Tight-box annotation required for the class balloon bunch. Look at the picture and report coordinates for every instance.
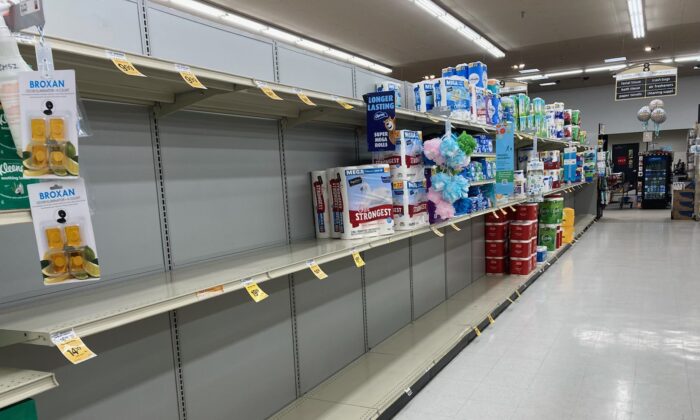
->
[638,99,667,136]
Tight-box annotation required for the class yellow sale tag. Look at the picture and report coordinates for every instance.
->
[488,314,495,324]
[351,250,365,268]
[431,226,444,237]
[106,51,145,77]
[307,260,327,279]
[474,326,481,336]
[507,297,514,303]
[450,223,461,231]
[243,280,268,303]
[294,88,316,106]
[175,64,206,89]
[500,208,508,215]
[492,211,500,219]
[50,330,96,365]
[332,95,354,110]
[196,285,224,300]
[254,81,283,101]
[509,206,515,212]
[516,289,521,297]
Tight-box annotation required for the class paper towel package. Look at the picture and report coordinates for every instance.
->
[392,179,429,230]
[468,61,488,88]
[327,164,394,239]
[436,77,470,119]
[311,170,331,238]
[413,80,436,112]
[373,130,424,181]
[376,81,402,108]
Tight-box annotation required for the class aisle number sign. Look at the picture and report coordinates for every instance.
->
[175,64,206,89]
[254,80,283,101]
[50,329,96,364]
[105,50,145,77]
[242,279,268,303]
[306,259,327,279]
[351,249,365,268]
[332,95,354,110]
[293,88,316,106]
[615,64,677,101]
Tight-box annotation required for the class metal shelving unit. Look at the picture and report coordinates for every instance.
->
[0,211,31,227]
[0,368,57,410]
[471,153,496,158]
[0,182,589,348]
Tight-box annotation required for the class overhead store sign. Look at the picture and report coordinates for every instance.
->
[614,64,677,101]
[499,80,528,95]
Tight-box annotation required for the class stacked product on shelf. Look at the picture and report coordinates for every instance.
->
[485,210,511,275]
[538,195,565,252]
[562,207,576,243]
[541,150,562,191]
[671,184,695,220]
[375,81,403,108]
[582,151,596,182]
[510,203,539,275]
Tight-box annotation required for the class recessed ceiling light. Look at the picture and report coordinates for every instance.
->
[545,69,583,77]
[519,68,540,74]
[604,57,627,63]
[694,65,700,70]
[674,55,700,62]
[585,64,627,73]
[514,74,547,81]
[519,63,525,69]
[627,0,646,38]
[512,65,519,69]
[644,46,652,52]
[539,82,557,86]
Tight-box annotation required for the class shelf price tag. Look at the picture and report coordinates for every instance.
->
[175,64,206,89]
[196,285,224,301]
[50,329,96,365]
[105,50,145,77]
[254,80,283,101]
[242,279,268,303]
[431,226,444,237]
[507,297,514,303]
[425,113,440,123]
[306,259,327,279]
[450,223,461,232]
[488,314,495,324]
[474,326,481,336]
[351,249,365,268]
[293,88,316,106]
[500,208,507,215]
[515,289,521,298]
[332,95,354,110]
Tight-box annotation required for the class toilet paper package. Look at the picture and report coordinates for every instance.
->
[327,165,394,239]
[413,80,436,112]
[468,61,488,88]
[373,130,424,181]
[436,77,470,115]
[311,170,331,238]
[376,81,403,108]
[474,87,488,124]
[392,179,429,230]
[456,63,468,78]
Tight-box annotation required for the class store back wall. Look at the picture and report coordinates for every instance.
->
[607,129,690,163]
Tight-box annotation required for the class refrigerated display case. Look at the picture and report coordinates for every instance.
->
[641,151,672,209]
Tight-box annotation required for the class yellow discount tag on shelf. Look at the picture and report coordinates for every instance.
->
[175,64,206,89]
[243,280,268,303]
[50,330,96,365]
[351,250,365,268]
[450,223,461,232]
[431,227,444,237]
[515,289,521,297]
[474,326,481,337]
[332,95,354,110]
[488,314,495,324]
[196,285,224,301]
[507,297,514,303]
[426,113,440,123]
[307,259,327,279]
[294,88,316,106]
[254,80,283,101]
[106,50,145,77]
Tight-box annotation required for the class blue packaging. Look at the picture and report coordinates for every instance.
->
[488,93,501,125]
[442,67,456,77]
[437,77,469,111]
[413,81,435,112]
[456,63,468,78]
[376,82,402,108]
[468,61,488,88]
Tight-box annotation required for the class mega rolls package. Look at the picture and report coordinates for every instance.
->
[373,130,424,181]
[327,164,394,239]
[376,81,402,108]
[311,170,331,238]
[392,179,429,230]
[413,80,436,112]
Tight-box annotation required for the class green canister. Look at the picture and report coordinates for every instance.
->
[539,223,558,251]
[539,196,564,224]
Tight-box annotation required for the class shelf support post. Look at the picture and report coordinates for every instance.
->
[154,88,228,118]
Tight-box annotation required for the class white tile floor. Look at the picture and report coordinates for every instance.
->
[398,210,700,420]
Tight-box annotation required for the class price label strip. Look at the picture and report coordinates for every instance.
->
[175,64,206,89]
[431,226,444,237]
[332,95,354,110]
[450,223,461,232]
[242,279,268,303]
[106,50,146,77]
[351,250,365,268]
[293,88,316,106]
[254,80,283,101]
[196,285,224,301]
[50,329,96,365]
[306,259,328,279]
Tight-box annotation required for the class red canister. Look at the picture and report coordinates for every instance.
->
[509,239,531,258]
[510,256,532,275]
[486,240,508,257]
[510,220,537,240]
[486,256,508,274]
[485,222,509,240]
[514,203,538,221]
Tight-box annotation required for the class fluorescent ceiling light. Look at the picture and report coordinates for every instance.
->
[351,56,374,67]
[370,64,393,74]
[519,68,540,74]
[604,56,627,63]
[627,0,645,38]
[296,39,328,53]
[585,64,626,73]
[171,0,226,17]
[545,69,583,77]
[222,14,267,31]
[514,74,546,81]
[262,28,301,43]
[660,58,673,63]
[410,0,505,58]
[326,48,352,61]
[674,55,700,62]
[539,82,557,86]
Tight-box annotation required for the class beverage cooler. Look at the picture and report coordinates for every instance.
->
[641,151,672,209]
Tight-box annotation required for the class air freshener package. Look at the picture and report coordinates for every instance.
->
[0,105,37,211]
[18,70,79,179]
[392,179,428,230]
[28,179,100,286]
[327,164,394,239]
[373,130,424,181]
[311,170,330,239]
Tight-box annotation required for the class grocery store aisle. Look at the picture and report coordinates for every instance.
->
[397,212,700,420]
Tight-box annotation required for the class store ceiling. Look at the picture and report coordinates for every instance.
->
[208,0,700,90]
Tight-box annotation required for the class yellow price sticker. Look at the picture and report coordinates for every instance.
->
[106,50,145,77]
[492,211,500,219]
[474,326,481,337]
[332,95,354,110]
[175,64,206,89]
[254,80,283,101]
[426,114,440,123]
[488,314,495,324]
[50,330,96,365]
[507,297,514,303]
[500,208,508,215]
[294,88,316,106]
[307,259,327,279]
[431,226,444,237]
[243,280,269,303]
[351,250,365,268]
[450,223,461,232]
[196,285,225,300]
[515,289,521,297]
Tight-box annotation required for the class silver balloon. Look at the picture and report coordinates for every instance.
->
[650,108,667,124]
[637,106,651,122]
[649,99,665,110]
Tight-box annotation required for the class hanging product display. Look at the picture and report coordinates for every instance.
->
[0,105,38,211]
[311,170,330,239]
[364,91,397,151]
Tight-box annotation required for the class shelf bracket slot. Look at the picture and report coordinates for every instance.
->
[285,107,335,128]
[154,88,228,118]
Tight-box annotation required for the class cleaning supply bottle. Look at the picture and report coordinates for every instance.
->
[0,1,33,156]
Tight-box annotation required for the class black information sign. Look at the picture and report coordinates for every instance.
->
[615,67,677,101]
